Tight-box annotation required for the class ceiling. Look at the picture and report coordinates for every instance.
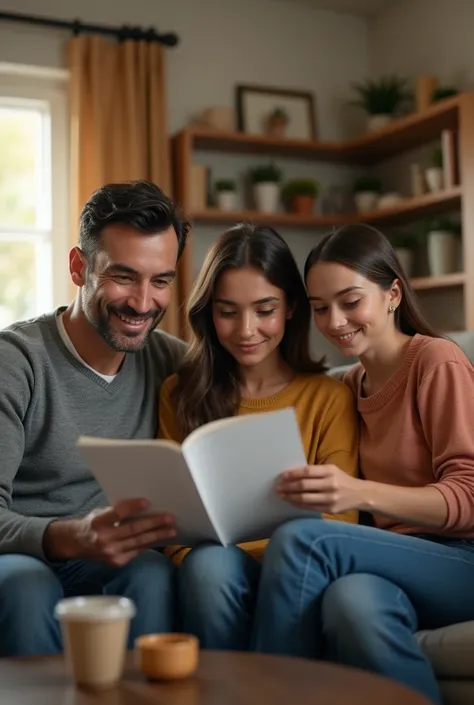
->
[270,0,398,17]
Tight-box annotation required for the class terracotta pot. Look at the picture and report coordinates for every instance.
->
[290,195,315,215]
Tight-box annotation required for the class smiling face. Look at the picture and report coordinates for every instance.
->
[306,261,401,358]
[212,266,291,369]
[71,223,178,352]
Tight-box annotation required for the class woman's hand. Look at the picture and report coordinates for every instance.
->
[276,464,364,514]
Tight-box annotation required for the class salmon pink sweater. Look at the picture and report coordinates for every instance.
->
[345,334,474,538]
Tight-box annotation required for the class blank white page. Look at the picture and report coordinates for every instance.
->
[182,408,316,545]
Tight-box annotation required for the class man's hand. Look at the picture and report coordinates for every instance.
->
[43,498,177,566]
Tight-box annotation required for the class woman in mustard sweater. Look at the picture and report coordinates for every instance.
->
[252,224,474,705]
[158,223,359,650]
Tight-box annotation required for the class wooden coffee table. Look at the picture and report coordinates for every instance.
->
[0,650,431,704]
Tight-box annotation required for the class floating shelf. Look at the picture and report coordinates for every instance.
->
[182,94,461,166]
[410,272,465,291]
[190,187,462,229]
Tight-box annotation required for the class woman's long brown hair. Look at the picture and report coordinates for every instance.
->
[304,223,442,338]
[172,223,326,438]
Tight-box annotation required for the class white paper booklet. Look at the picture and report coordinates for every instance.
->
[77,407,318,547]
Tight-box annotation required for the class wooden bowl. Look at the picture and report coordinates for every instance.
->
[135,633,199,681]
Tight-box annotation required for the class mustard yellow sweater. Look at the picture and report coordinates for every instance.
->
[158,372,359,564]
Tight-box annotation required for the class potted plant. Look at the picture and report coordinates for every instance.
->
[425,218,461,276]
[281,178,320,215]
[264,107,289,138]
[350,75,412,132]
[425,145,444,192]
[249,163,282,213]
[353,176,382,213]
[431,87,458,102]
[391,233,417,277]
[215,179,237,212]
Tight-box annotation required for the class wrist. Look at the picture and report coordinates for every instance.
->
[355,479,378,513]
[43,519,80,560]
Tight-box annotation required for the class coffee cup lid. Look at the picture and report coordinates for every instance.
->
[54,595,136,621]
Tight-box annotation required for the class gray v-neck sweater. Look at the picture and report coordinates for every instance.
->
[0,309,185,558]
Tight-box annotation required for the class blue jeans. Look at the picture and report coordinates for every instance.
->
[0,550,176,656]
[178,543,260,649]
[252,519,474,705]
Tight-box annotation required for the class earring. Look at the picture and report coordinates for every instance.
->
[388,305,395,313]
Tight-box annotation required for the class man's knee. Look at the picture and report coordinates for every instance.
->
[0,554,62,608]
[0,555,63,655]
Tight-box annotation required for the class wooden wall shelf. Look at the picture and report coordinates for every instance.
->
[190,187,462,230]
[410,273,465,291]
[172,92,474,333]
[182,94,461,165]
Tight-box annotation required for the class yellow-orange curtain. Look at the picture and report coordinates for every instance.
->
[67,34,182,337]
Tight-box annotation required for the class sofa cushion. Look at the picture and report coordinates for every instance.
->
[417,622,474,678]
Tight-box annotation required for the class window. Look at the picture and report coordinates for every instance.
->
[0,66,69,328]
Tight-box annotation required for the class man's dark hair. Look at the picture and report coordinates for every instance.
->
[78,180,191,261]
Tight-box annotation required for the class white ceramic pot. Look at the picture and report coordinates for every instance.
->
[427,230,459,276]
[377,192,403,209]
[216,191,237,212]
[425,167,444,193]
[368,114,392,132]
[354,191,379,213]
[254,182,280,213]
[394,247,415,277]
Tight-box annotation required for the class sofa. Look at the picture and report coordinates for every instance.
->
[328,331,474,705]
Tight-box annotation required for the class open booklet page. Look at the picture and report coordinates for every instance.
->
[77,438,220,545]
[181,407,315,545]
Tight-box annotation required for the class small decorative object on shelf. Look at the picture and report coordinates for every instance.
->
[391,232,418,277]
[431,87,459,102]
[264,107,289,138]
[197,107,235,132]
[236,84,316,140]
[350,75,412,132]
[248,163,282,213]
[425,218,461,276]
[425,145,444,193]
[410,163,425,197]
[377,192,404,209]
[215,179,237,212]
[281,178,320,215]
[353,175,382,213]
[415,75,438,112]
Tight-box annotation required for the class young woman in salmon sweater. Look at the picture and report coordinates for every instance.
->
[158,222,359,650]
[251,223,474,705]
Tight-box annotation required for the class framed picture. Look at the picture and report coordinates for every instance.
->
[236,84,316,140]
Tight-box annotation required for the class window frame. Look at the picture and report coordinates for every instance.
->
[0,64,70,317]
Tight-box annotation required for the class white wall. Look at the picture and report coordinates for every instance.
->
[369,0,474,89]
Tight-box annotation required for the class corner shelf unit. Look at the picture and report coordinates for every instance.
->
[171,92,474,333]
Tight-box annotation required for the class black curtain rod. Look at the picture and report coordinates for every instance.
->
[0,10,179,47]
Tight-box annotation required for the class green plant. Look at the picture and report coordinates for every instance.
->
[432,87,458,102]
[430,145,443,168]
[281,178,320,201]
[249,163,282,184]
[426,217,461,235]
[391,233,418,249]
[353,175,382,193]
[215,179,236,192]
[350,75,412,115]
[268,107,288,121]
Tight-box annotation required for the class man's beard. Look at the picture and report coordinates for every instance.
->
[85,299,165,353]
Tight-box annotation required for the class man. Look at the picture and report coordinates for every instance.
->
[0,180,190,655]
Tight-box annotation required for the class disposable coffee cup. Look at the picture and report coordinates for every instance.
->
[55,595,136,690]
